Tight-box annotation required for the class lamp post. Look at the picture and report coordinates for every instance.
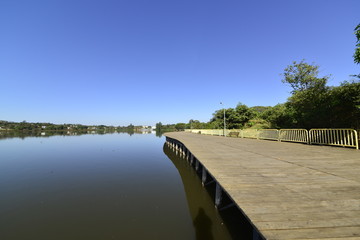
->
[220,102,226,137]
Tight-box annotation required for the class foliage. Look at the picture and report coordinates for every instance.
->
[277,62,359,129]
[210,103,254,129]
[282,60,329,93]
[245,118,271,129]
[175,123,186,131]
[260,104,296,128]
[250,106,271,113]
[278,61,333,128]
[354,24,360,64]
[187,119,214,129]
[0,120,140,132]
[327,80,360,128]
[249,106,272,118]
[155,122,177,133]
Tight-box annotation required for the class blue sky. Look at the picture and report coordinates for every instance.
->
[1,0,359,126]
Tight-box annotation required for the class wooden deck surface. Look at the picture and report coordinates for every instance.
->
[164,132,360,240]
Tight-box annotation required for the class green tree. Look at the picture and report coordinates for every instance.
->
[281,61,331,128]
[261,104,296,128]
[354,24,360,64]
[210,103,254,129]
[250,106,271,117]
[175,123,186,131]
[188,119,205,129]
[328,80,360,128]
[286,87,330,128]
[155,122,163,131]
[282,60,329,93]
[210,110,223,129]
[352,24,360,79]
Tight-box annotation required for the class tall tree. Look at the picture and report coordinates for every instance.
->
[210,103,254,129]
[328,81,360,129]
[352,24,360,79]
[282,60,329,93]
[354,24,360,64]
[281,61,331,128]
[155,122,163,131]
[260,104,296,128]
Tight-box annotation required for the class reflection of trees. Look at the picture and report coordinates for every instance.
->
[155,130,177,138]
[128,129,134,136]
[155,130,163,137]
[0,130,144,140]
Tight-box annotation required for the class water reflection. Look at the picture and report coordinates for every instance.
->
[1,133,195,240]
[194,208,214,240]
[163,143,254,240]
[0,130,152,140]
[0,131,253,239]
[163,144,232,240]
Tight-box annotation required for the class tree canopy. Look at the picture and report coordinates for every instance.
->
[282,60,329,93]
[210,103,254,129]
[354,24,360,64]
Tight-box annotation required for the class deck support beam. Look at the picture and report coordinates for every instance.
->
[218,202,236,211]
[204,179,215,186]
[215,182,222,208]
[195,159,200,172]
[201,168,207,186]
[190,154,194,166]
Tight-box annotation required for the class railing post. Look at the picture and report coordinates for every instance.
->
[355,130,359,150]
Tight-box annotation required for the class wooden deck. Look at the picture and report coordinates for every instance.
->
[164,132,360,240]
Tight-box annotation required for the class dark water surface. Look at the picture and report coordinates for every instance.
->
[0,132,248,239]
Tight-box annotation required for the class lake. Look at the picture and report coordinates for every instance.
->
[0,132,251,239]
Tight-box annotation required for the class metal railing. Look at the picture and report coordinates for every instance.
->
[228,129,241,137]
[210,129,223,136]
[200,129,213,135]
[279,129,309,143]
[185,128,359,150]
[309,129,358,149]
[258,129,279,141]
[241,129,258,139]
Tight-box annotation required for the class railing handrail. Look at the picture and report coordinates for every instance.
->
[309,129,358,149]
[185,128,359,150]
[257,129,279,141]
[279,129,309,143]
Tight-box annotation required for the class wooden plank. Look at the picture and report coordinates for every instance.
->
[261,226,360,239]
[164,132,360,240]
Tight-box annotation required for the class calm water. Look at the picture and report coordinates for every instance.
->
[0,132,250,239]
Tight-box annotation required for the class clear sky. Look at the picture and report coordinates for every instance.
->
[1,0,359,126]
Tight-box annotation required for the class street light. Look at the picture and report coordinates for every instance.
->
[220,102,226,137]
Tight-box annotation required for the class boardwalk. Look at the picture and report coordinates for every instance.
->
[164,132,360,240]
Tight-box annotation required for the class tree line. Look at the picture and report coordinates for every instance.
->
[157,24,360,131]
[0,120,148,133]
